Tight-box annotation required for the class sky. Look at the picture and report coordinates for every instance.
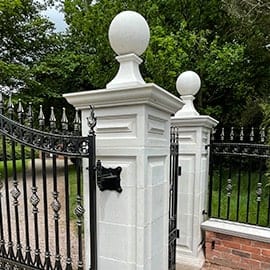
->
[40,4,68,32]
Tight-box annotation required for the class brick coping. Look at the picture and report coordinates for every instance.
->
[202,218,270,243]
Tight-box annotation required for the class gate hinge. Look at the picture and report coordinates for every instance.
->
[178,166,181,176]
[177,229,180,238]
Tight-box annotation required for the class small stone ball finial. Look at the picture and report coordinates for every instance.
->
[108,11,150,56]
[176,71,201,96]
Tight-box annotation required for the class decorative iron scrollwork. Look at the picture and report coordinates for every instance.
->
[11,180,21,207]
[96,160,122,193]
[0,113,94,157]
[30,187,40,214]
[5,262,11,270]
[51,191,61,221]
[212,142,270,158]
[74,197,85,227]
[74,203,85,223]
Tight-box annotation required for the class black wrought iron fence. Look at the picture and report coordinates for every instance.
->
[208,127,270,227]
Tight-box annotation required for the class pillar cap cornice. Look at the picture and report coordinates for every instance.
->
[171,115,218,128]
[64,83,183,115]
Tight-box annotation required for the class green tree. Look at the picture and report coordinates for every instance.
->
[222,0,270,124]
[260,100,270,185]
[0,0,59,103]
[28,0,269,126]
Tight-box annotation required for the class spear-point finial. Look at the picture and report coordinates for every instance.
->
[220,128,225,141]
[49,107,57,131]
[240,127,244,141]
[260,128,266,143]
[17,99,24,123]
[38,105,45,129]
[73,109,81,134]
[61,107,68,132]
[26,102,33,127]
[8,94,14,118]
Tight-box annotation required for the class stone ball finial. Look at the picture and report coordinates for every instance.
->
[108,11,150,56]
[176,71,201,97]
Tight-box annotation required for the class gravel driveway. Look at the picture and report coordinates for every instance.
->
[0,158,83,269]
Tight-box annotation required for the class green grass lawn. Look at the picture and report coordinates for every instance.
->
[210,168,270,227]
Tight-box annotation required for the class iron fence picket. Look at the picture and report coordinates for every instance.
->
[89,134,97,270]
[168,127,179,270]
[256,159,263,225]
[236,158,242,222]
[41,151,52,269]
[64,156,72,269]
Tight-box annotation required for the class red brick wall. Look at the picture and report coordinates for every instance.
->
[205,231,270,270]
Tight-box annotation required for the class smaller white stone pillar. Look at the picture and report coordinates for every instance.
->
[171,71,218,268]
[64,10,183,270]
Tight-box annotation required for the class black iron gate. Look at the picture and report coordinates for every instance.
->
[168,127,180,270]
[0,95,97,270]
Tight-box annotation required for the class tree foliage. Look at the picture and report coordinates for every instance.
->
[52,0,270,125]
[0,0,60,103]
[1,0,269,127]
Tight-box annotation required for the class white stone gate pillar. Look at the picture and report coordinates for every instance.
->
[65,11,183,270]
[171,71,218,268]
